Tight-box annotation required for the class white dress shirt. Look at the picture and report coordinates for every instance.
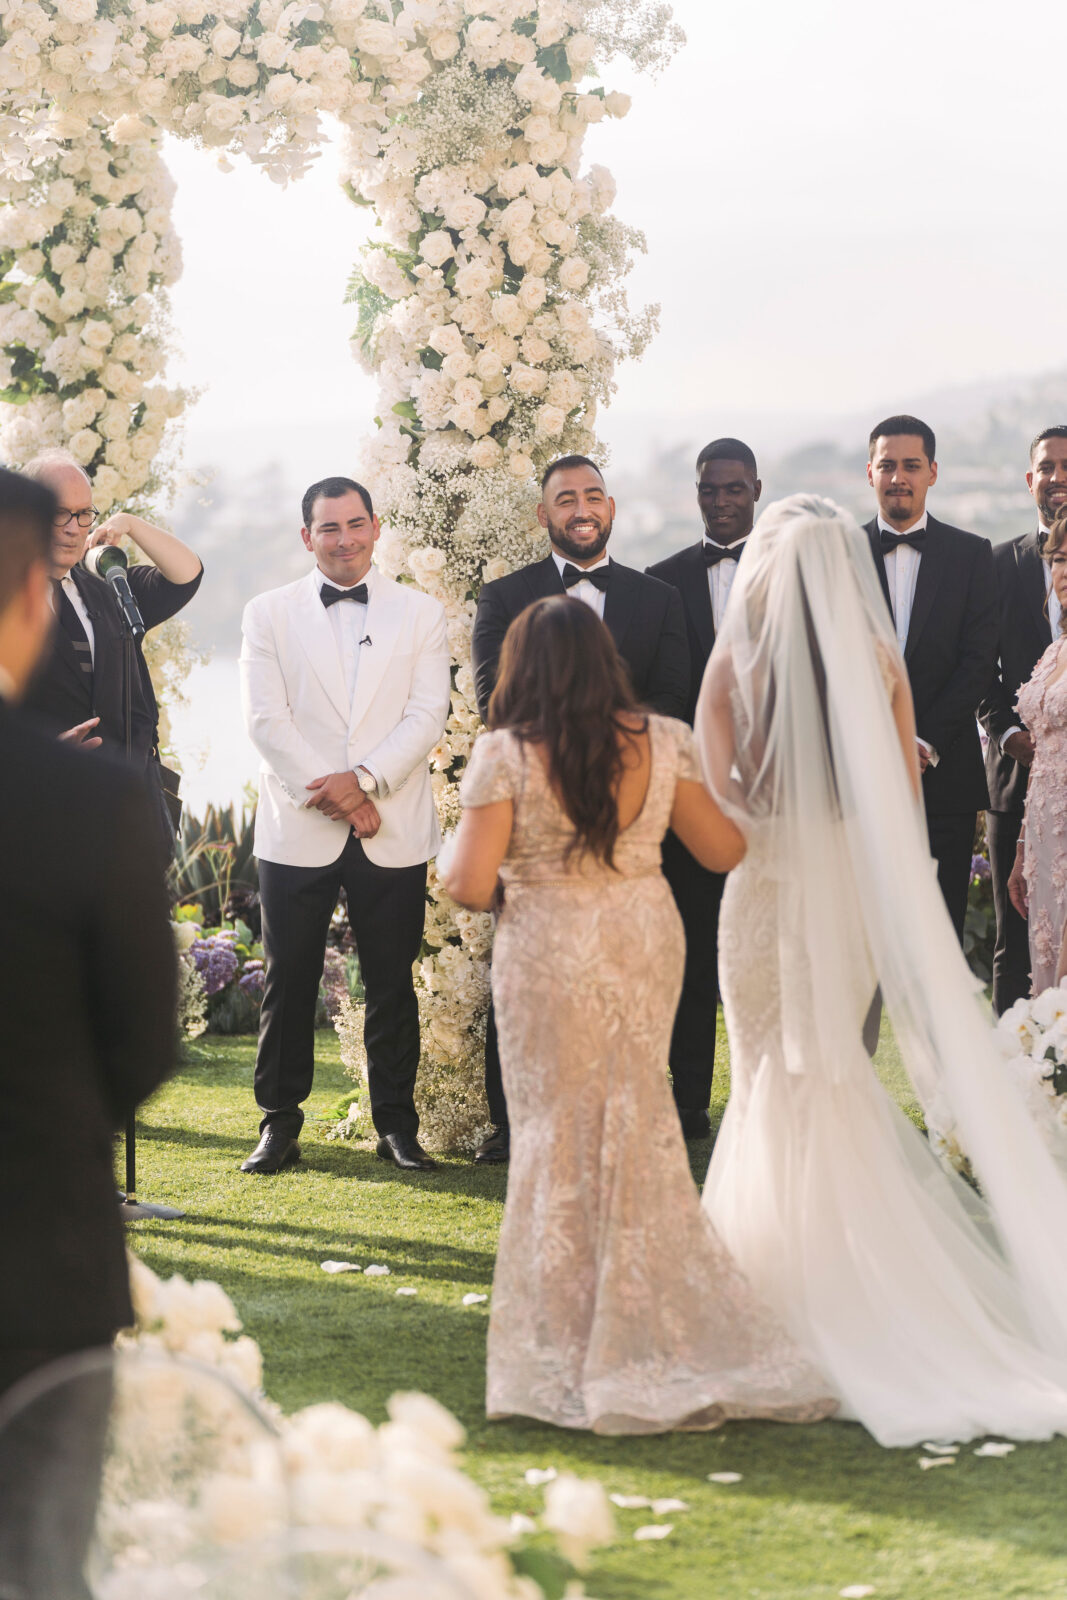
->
[552,549,609,619]
[52,571,95,665]
[1000,524,1062,752]
[703,535,748,634]
[877,511,938,765]
[316,565,384,793]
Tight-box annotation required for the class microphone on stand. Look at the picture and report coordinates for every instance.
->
[84,543,146,639]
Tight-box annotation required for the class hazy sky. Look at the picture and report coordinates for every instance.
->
[166,0,1066,482]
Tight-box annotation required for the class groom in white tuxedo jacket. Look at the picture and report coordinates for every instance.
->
[239,477,450,1174]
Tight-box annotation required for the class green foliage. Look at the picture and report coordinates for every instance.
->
[511,1548,576,1599]
[170,803,257,922]
[964,816,995,985]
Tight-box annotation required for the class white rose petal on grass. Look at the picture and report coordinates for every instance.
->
[462,1292,488,1306]
[918,1456,955,1470]
[974,1442,1016,1457]
[651,1498,689,1515]
[320,1260,361,1274]
[634,1524,673,1541]
[609,1494,651,1510]
[509,1512,537,1535]
[922,1442,960,1455]
[840,1588,877,1598]
[523,1467,557,1486]
[707,1472,743,1484]
[395,1287,418,1297]
[364,1264,391,1277]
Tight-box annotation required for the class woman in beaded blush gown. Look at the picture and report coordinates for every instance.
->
[1009,513,1067,993]
[439,595,835,1435]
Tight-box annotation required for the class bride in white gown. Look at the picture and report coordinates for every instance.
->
[696,492,1067,1448]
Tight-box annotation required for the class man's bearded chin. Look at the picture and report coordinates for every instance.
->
[549,515,612,563]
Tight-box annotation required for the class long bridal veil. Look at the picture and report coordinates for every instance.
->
[695,492,1067,1443]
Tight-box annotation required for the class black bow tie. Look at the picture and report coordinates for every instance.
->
[561,562,611,593]
[880,529,926,554]
[703,541,745,568]
[321,582,368,609]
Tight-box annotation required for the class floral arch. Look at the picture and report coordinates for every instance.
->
[0,0,680,1146]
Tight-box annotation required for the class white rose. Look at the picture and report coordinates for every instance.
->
[543,1475,614,1570]
[353,18,399,57]
[442,350,472,381]
[565,32,596,72]
[498,196,535,238]
[482,555,510,582]
[449,401,491,436]
[427,322,465,357]
[265,72,299,107]
[81,319,112,351]
[61,393,97,431]
[226,55,260,87]
[509,363,547,398]
[453,260,492,298]
[468,436,503,470]
[547,370,583,410]
[55,0,97,20]
[107,113,153,143]
[558,257,590,291]
[68,427,101,465]
[516,276,548,312]
[513,61,562,114]
[255,31,291,68]
[143,3,178,39]
[210,22,242,57]
[507,450,534,479]
[203,95,244,131]
[442,194,486,231]
[575,94,605,124]
[419,230,454,268]
[428,30,460,60]
[535,403,566,437]
[465,18,502,58]
[27,283,61,321]
[604,91,632,118]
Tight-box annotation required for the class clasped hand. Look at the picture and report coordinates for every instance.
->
[305,771,380,838]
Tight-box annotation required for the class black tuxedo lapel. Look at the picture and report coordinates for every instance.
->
[1018,532,1053,655]
[865,522,894,617]
[903,518,949,664]
[525,555,566,601]
[682,544,715,662]
[602,559,637,653]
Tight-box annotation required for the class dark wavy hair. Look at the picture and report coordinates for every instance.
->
[488,596,648,867]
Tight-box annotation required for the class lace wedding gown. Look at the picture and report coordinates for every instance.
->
[460,716,834,1434]
[1016,637,1067,993]
[699,493,1067,1449]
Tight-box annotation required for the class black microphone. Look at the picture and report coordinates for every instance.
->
[84,544,146,639]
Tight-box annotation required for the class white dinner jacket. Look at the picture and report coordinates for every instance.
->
[240,567,450,869]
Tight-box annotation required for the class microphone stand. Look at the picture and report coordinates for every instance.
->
[116,610,184,1223]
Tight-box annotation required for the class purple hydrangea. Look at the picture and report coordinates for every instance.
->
[971,853,992,882]
[190,932,240,997]
[238,959,265,999]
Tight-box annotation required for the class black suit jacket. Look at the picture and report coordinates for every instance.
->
[471,555,690,722]
[978,530,1053,815]
[22,560,203,760]
[864,515,998,815]
[0,703,176,1350]
[646,541,716,726]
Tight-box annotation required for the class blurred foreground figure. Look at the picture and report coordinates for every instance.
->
[0,466,176,1597]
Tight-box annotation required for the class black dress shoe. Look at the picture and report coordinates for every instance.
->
[473,1126,510,1163]
[677,1107,712,1142]
[376,1132,437,1171]
[240,1130,301,1174]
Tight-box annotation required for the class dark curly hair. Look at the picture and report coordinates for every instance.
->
[488,595,647,867]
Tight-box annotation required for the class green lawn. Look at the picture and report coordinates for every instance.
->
[125,1024,1067,1600]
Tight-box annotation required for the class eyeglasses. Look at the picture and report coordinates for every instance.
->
[53,508,99,529]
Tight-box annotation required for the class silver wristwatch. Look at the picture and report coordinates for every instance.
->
[356,765,379,798]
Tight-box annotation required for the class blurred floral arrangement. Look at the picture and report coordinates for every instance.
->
[121,1254,615,1596]
[0,0,681,1148]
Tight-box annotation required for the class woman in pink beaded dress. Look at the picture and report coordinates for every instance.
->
[1010,516,1067,992]
[440,596,835,1435]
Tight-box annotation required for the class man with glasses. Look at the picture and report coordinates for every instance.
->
[20,450,202,846]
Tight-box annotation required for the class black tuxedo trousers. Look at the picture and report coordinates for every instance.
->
[255,835,427,1139]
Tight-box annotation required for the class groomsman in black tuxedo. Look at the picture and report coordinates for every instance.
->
[864,415,998,942]
[646,439,761,1137]
[471,454,690,1160]
[978,426,1067,1012]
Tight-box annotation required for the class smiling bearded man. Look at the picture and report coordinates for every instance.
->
[469,454,691,1164]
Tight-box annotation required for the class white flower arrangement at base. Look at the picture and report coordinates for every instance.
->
[0,0,683,1149]
[121,1255,614,1595]
[932,981,1067,1185]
